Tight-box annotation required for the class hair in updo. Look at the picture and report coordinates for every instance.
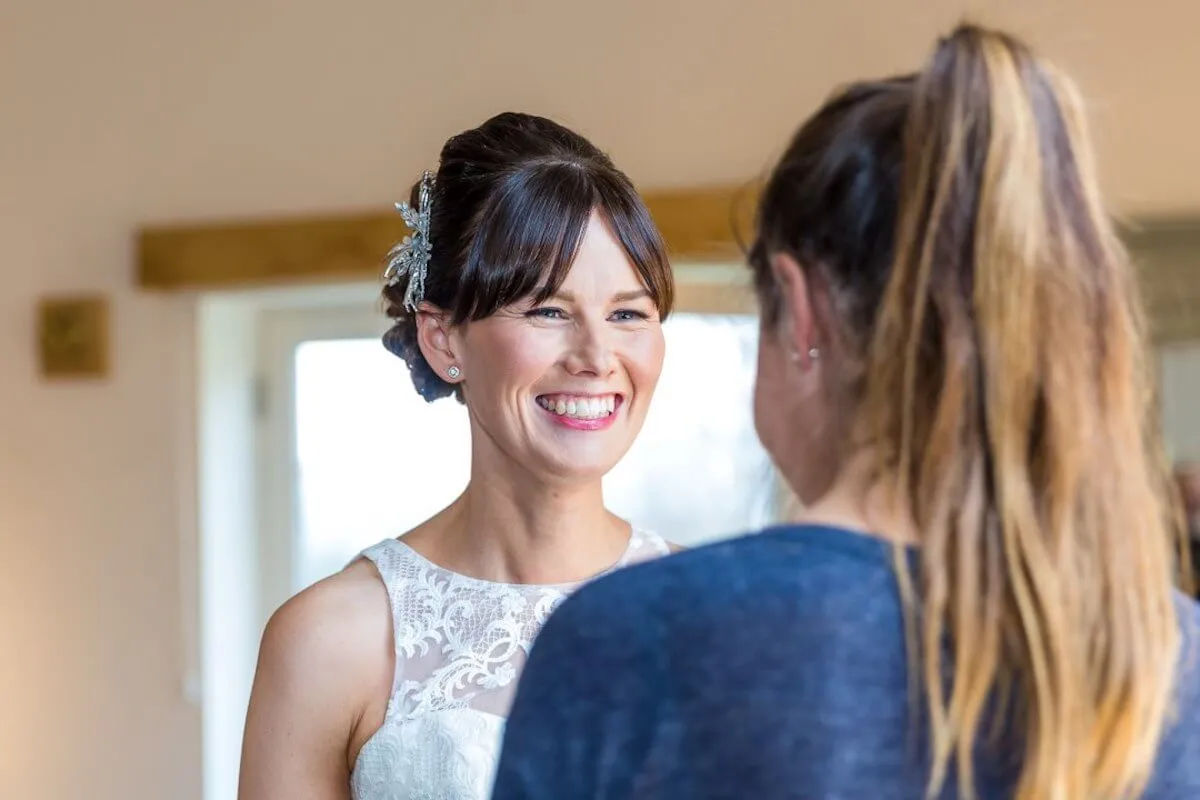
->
[382,112,675,402]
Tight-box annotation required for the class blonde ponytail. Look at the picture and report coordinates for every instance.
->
[865,26,1180,799]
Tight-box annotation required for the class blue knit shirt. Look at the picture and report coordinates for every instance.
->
[493,525,1200,799]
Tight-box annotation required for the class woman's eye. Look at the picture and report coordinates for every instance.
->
[611,309,650,322]
[527,307,567,320]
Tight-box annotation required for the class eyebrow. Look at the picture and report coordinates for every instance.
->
[543,288,652,303]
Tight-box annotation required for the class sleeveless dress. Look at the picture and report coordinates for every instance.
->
[349,528,672,800]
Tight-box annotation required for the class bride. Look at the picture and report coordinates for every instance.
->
[237,111,677,799]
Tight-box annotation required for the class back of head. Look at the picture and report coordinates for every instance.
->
[752,24,1181,799]
[382,112,673,401]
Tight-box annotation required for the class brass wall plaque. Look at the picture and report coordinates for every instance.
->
[38,295,110,379]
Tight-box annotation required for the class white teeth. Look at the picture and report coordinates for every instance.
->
[539,394,618,420]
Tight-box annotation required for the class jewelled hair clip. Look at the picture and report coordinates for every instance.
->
[383,170,435,312]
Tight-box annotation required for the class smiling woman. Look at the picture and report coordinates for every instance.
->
[429,211,667,479]
[237,112,680,800]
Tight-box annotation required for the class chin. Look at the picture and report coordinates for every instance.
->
[532,446,624,485]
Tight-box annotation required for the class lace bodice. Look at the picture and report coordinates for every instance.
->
[350,529,671,800]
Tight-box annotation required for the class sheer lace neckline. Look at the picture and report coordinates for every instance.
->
[388,531,638,590]
[349,528,671,800]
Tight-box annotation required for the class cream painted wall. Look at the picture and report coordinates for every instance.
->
[3,1,1200,798]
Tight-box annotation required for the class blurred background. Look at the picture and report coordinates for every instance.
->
[2,1,1198,798]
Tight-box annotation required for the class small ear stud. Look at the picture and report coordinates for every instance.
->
[447,366,461,380]
[790,347,820,367]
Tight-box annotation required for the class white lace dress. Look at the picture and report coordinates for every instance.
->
[349,529,671,800]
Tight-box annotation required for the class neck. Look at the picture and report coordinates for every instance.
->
[411,456,629,585]
[794,447,921,546]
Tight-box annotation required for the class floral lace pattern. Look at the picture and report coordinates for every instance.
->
[350,529,670,800]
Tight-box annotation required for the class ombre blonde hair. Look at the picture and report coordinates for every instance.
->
[750,24,1184,800]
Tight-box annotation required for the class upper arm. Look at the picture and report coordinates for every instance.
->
[492,574,665,800]
[238,563,392,800]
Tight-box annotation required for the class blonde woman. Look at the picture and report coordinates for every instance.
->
[492,25,1200,800]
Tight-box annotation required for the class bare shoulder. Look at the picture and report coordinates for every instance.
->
[259,558,392,687]
[239,558,393,796]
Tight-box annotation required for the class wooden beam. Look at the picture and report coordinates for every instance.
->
[139,211,409,290]
[640,183,759,263]
[136,184,1196,343]
[137,184,760,290]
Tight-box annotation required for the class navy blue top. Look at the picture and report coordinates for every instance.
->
[492,525,1200,799]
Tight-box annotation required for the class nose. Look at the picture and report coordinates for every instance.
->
[564,319,616,377]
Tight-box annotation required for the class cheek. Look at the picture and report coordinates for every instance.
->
[624,328,666,389]
[463,325,559,392]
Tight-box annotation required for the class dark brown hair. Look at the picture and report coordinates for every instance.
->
[751,24,1181,800]
[383,112,674,401]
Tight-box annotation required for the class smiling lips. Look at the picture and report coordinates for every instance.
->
[536,393,622,431]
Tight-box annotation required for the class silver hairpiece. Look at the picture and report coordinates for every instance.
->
[383,170,435,312]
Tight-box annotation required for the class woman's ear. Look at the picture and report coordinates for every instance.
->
[770,252,821,370]
[415,302,462,384]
